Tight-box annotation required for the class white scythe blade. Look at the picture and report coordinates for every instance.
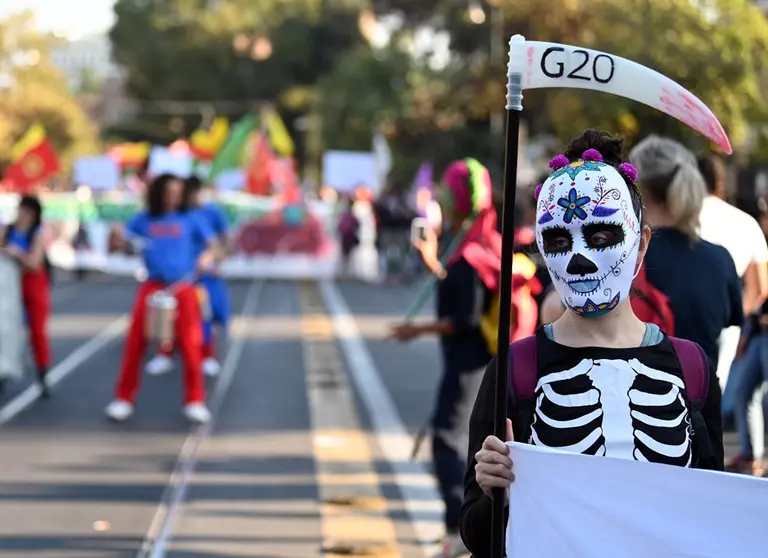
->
[508,35,732,154]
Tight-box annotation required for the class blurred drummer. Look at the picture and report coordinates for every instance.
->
[145,176,230,377]
[105,173,217,424]
[1,195,52,396]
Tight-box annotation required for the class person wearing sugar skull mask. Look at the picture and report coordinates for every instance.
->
[459,130,724,558]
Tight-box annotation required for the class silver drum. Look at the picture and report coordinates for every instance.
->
[145,290,177,345]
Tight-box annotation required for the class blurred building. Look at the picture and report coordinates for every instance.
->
[50,34,121,90]
[50,34,135,129]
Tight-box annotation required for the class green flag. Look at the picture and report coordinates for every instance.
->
[209,113,258,179]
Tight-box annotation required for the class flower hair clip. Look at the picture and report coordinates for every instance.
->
[618,162,641,196]
[582,149,603,162]
[618,162,638,183]
[548,154,570,171]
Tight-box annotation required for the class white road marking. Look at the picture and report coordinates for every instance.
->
[0,315,129,426]
[136,280,264,558]
[319,280,443,556]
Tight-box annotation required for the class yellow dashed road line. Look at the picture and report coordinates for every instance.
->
[299,282,402,558]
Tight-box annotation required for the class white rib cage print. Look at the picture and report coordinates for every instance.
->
[530,358,692,467]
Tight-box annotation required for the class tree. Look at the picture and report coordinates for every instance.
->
[373,0,768,153]
[0,12,100,173]
[110,0,369,139]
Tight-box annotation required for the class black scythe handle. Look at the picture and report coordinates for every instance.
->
[491,34,525,558]
[490,107,521,558]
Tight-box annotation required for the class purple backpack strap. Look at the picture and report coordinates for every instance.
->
[508,336,538,402]
[670,336,713,463]
[669,337,709,403]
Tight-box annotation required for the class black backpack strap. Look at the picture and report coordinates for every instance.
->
[688,399,712,464]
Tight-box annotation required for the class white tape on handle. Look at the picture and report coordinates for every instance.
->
[506,34,526,112]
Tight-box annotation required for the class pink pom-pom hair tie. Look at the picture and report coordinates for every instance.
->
[534,183,544,199]
[582,149,603,162]
[618,162,638,183]
[548,154,570,171]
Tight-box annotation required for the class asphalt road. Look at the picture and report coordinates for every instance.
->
[0,274,450,558]
[0,273,740,558]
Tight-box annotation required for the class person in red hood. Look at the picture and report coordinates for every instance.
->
[391,158,539,558]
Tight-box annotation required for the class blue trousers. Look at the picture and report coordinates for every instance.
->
[198,275,230,346]
[733,332,768,460]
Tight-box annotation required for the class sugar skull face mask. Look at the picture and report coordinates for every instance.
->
[535,155,641,318]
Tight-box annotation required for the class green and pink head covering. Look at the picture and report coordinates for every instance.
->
[438,158,501,290]
[440,158,494,218]
[438,158,541,339]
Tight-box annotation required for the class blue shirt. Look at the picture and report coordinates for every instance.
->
[7,227,33,253]
[126,211,213,285]
[644,228,743,367]
[192,204,228,278]
[190,204,228,258]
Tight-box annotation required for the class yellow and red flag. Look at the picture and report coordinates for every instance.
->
[190,117,229,161]
[9,123,46,163]
[108,142,150,171]
[3,130,61,192]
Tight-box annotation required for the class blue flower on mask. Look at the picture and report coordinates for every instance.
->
[557,188,591,223]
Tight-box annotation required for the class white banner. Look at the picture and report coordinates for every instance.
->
[0,193,341,280]
[507,442,767,557]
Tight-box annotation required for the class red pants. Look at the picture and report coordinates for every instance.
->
[116,281,205,404]
[22,272,51,369]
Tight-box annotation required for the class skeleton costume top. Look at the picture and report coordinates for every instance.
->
[460,138,724,558]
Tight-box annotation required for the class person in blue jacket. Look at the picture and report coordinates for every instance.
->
[144,176,230,378]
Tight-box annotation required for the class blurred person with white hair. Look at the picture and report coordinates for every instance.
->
[697,154,768,425]
[629,136,743,369]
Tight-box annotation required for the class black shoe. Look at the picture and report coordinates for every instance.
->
[37,372,50,400]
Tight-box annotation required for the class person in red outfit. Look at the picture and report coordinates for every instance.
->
[2,195,52,397]
[105,173,217,424]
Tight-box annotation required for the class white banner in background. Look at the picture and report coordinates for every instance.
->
[73,156,121,191]
[510,37,732,154]
[322,151,378,194]
[18,193,342,280]
[148,146,195,178]
[506,443,768,558]
[214,169,245,191]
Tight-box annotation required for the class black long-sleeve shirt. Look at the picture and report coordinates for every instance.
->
[459,331,724,557]
[437,257,491,372]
